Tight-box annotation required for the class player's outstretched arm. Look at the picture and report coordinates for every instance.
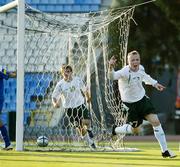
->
[85,90,91,104]
[154,83,166,91]
[108,56,117,70]
[108,56,117,80]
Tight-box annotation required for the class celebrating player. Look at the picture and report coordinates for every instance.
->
[52,64,96,149]
[0,69,16,150]
[108,50,176,158]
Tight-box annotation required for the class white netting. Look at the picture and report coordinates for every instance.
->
[0,5,135,151]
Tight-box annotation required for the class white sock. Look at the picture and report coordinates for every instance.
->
[153,124,168,152]
[115,124,133,134]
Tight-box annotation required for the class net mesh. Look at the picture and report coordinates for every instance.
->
[0,5,135,151]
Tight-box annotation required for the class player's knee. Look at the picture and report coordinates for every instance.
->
[150,119,160,127]
[146,114,160,126]
[82,119,90,127]
[132,127,141,135]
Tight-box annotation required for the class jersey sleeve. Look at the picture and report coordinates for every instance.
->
[52,82,62,101]
[78,77,86,92]
[141,65,157,86]
[109,67,126,80]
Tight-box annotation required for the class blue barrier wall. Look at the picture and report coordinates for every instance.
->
[0,0,101,12]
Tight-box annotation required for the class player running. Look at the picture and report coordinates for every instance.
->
[52,64,96,149]
[108,50,176,158]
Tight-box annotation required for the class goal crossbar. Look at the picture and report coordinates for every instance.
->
[0,0,17,13]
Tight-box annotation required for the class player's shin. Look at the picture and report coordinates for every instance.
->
[153,124,168,152]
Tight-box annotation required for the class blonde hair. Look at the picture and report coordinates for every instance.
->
[127,50,140,57]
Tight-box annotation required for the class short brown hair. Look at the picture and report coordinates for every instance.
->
[59,64,73,74]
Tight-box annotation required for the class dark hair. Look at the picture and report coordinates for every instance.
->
[59,64,73,74]
[65,65,73,72]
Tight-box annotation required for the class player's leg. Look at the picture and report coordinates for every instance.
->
[112,102,141,136]
[0,103,12,150]
[145,113,176,158]
[140,96,176,158]
[66,107,82,137]
[80,104,96,149]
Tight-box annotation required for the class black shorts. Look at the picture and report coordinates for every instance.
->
[122,96,156,128]
[65,104,91,127]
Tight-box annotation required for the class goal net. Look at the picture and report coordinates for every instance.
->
[0,4,135,151]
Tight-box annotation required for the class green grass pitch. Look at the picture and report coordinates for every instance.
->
[0,141,179,167]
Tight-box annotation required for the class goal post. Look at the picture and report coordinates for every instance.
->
[0,0,25,151]
[16,0,25,151]
[0,3,136,151]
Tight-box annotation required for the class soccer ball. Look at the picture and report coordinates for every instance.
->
[37,136,48,147]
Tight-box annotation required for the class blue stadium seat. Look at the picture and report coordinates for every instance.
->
[0,112,8,125]
[0,0,6,5]
[44,5,55,12]
[9,102,16,111]
[10,94,16,102]
[41,0,49,4]
[48,0,57,4]
[29,102,36,110]
[8,79,16,90]
[26,0,31,4]
[25,103,30,110]
[79,5,89,11]
[4,87,10,94]
[1,0,101,12]
[24,112,31,125]
[6,0,14,3]
[89,5,99,11]
[31,0,40,4]
[75,0,101,4]
[24,94,31,103]
[4,95,11,103]
[54,5,63,12]
[72,5,81,12]
[62,5,73,12]
[2,73,53,112]
[2,103,9,111]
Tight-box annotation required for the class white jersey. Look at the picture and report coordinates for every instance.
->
[110,65,157,103]
[52,76,86,108]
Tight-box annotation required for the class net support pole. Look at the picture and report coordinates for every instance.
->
[16,0,25,151]
[87,21,92,105]
[0,0,17,12]
[68,29,72,65]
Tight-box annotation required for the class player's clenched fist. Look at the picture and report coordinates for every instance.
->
[109,56,117,69]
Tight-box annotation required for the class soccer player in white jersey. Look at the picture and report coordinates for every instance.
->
[52,64,96,149]
[108,50,176,158]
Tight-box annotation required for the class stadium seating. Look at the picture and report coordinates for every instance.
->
[2,73,53,112]
[0,0,101,12]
